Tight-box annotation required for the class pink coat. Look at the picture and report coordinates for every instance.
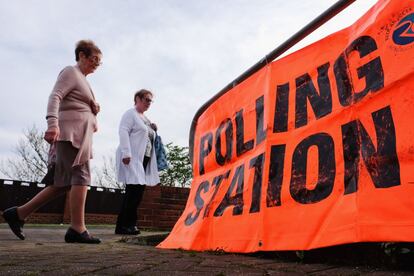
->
[46,65,98,166]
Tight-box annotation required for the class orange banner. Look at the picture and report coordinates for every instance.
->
[158,0,414,252]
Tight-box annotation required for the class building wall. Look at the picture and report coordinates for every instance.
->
[0,179,189,230]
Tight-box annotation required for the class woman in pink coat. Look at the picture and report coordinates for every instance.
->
[2,40,102,244]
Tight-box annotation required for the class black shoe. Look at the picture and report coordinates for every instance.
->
[131,226,141,235]
[115,226,140,235]
[2,207,25,240]
[64,227,101,244]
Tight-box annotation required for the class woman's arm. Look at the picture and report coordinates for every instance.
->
[118,111,134,164]
[45,67,77,143]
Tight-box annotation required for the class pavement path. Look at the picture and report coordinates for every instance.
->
[0,225,412,275]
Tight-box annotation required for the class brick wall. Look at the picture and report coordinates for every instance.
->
[0,179,189,230]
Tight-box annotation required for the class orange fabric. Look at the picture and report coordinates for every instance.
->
[158,0,414,252]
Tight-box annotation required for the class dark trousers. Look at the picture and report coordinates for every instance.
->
[116,156,149,229]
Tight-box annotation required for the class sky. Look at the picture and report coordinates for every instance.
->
[0,0,378,177]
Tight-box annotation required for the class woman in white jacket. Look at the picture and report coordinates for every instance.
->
[115,89,160,235]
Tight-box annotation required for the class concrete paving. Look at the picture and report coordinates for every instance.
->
[0,224,412,275]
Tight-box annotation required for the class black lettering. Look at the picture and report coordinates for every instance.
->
[203,171,231,218]
[273,83,289,133]
[215,119,233,166]
[249,153,265,213]
[184,181,210,226]
[199,132,213,175]
[256,96,266,145]
[236,109,254,156]
[342,122,359,194]
[295,63,332,128]
[341,106,400,194]
[335,36,384,106]
[290,133,336,204]
[214,164,245,216]
[266,145,286,207]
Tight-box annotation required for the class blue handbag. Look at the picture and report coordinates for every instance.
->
[154,134,168,171]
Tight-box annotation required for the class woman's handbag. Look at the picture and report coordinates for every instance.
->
[154,134,168,171]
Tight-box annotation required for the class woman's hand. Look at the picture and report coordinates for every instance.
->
[44,127,60,144]
[122,157,131,165]
[91,101,100,115]
[150,123,157,131]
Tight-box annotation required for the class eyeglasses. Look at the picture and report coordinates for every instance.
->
[89,55,102,66]
[142,97,153,104]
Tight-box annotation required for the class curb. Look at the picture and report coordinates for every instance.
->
[119,233,170,246]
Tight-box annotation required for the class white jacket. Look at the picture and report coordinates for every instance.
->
[116,108,160,185]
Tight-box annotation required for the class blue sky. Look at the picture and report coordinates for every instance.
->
[0,0,378,176]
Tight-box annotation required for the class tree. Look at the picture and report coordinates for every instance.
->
[159,143,192,188]
[0,125,49,182]
[94,155,123,189]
